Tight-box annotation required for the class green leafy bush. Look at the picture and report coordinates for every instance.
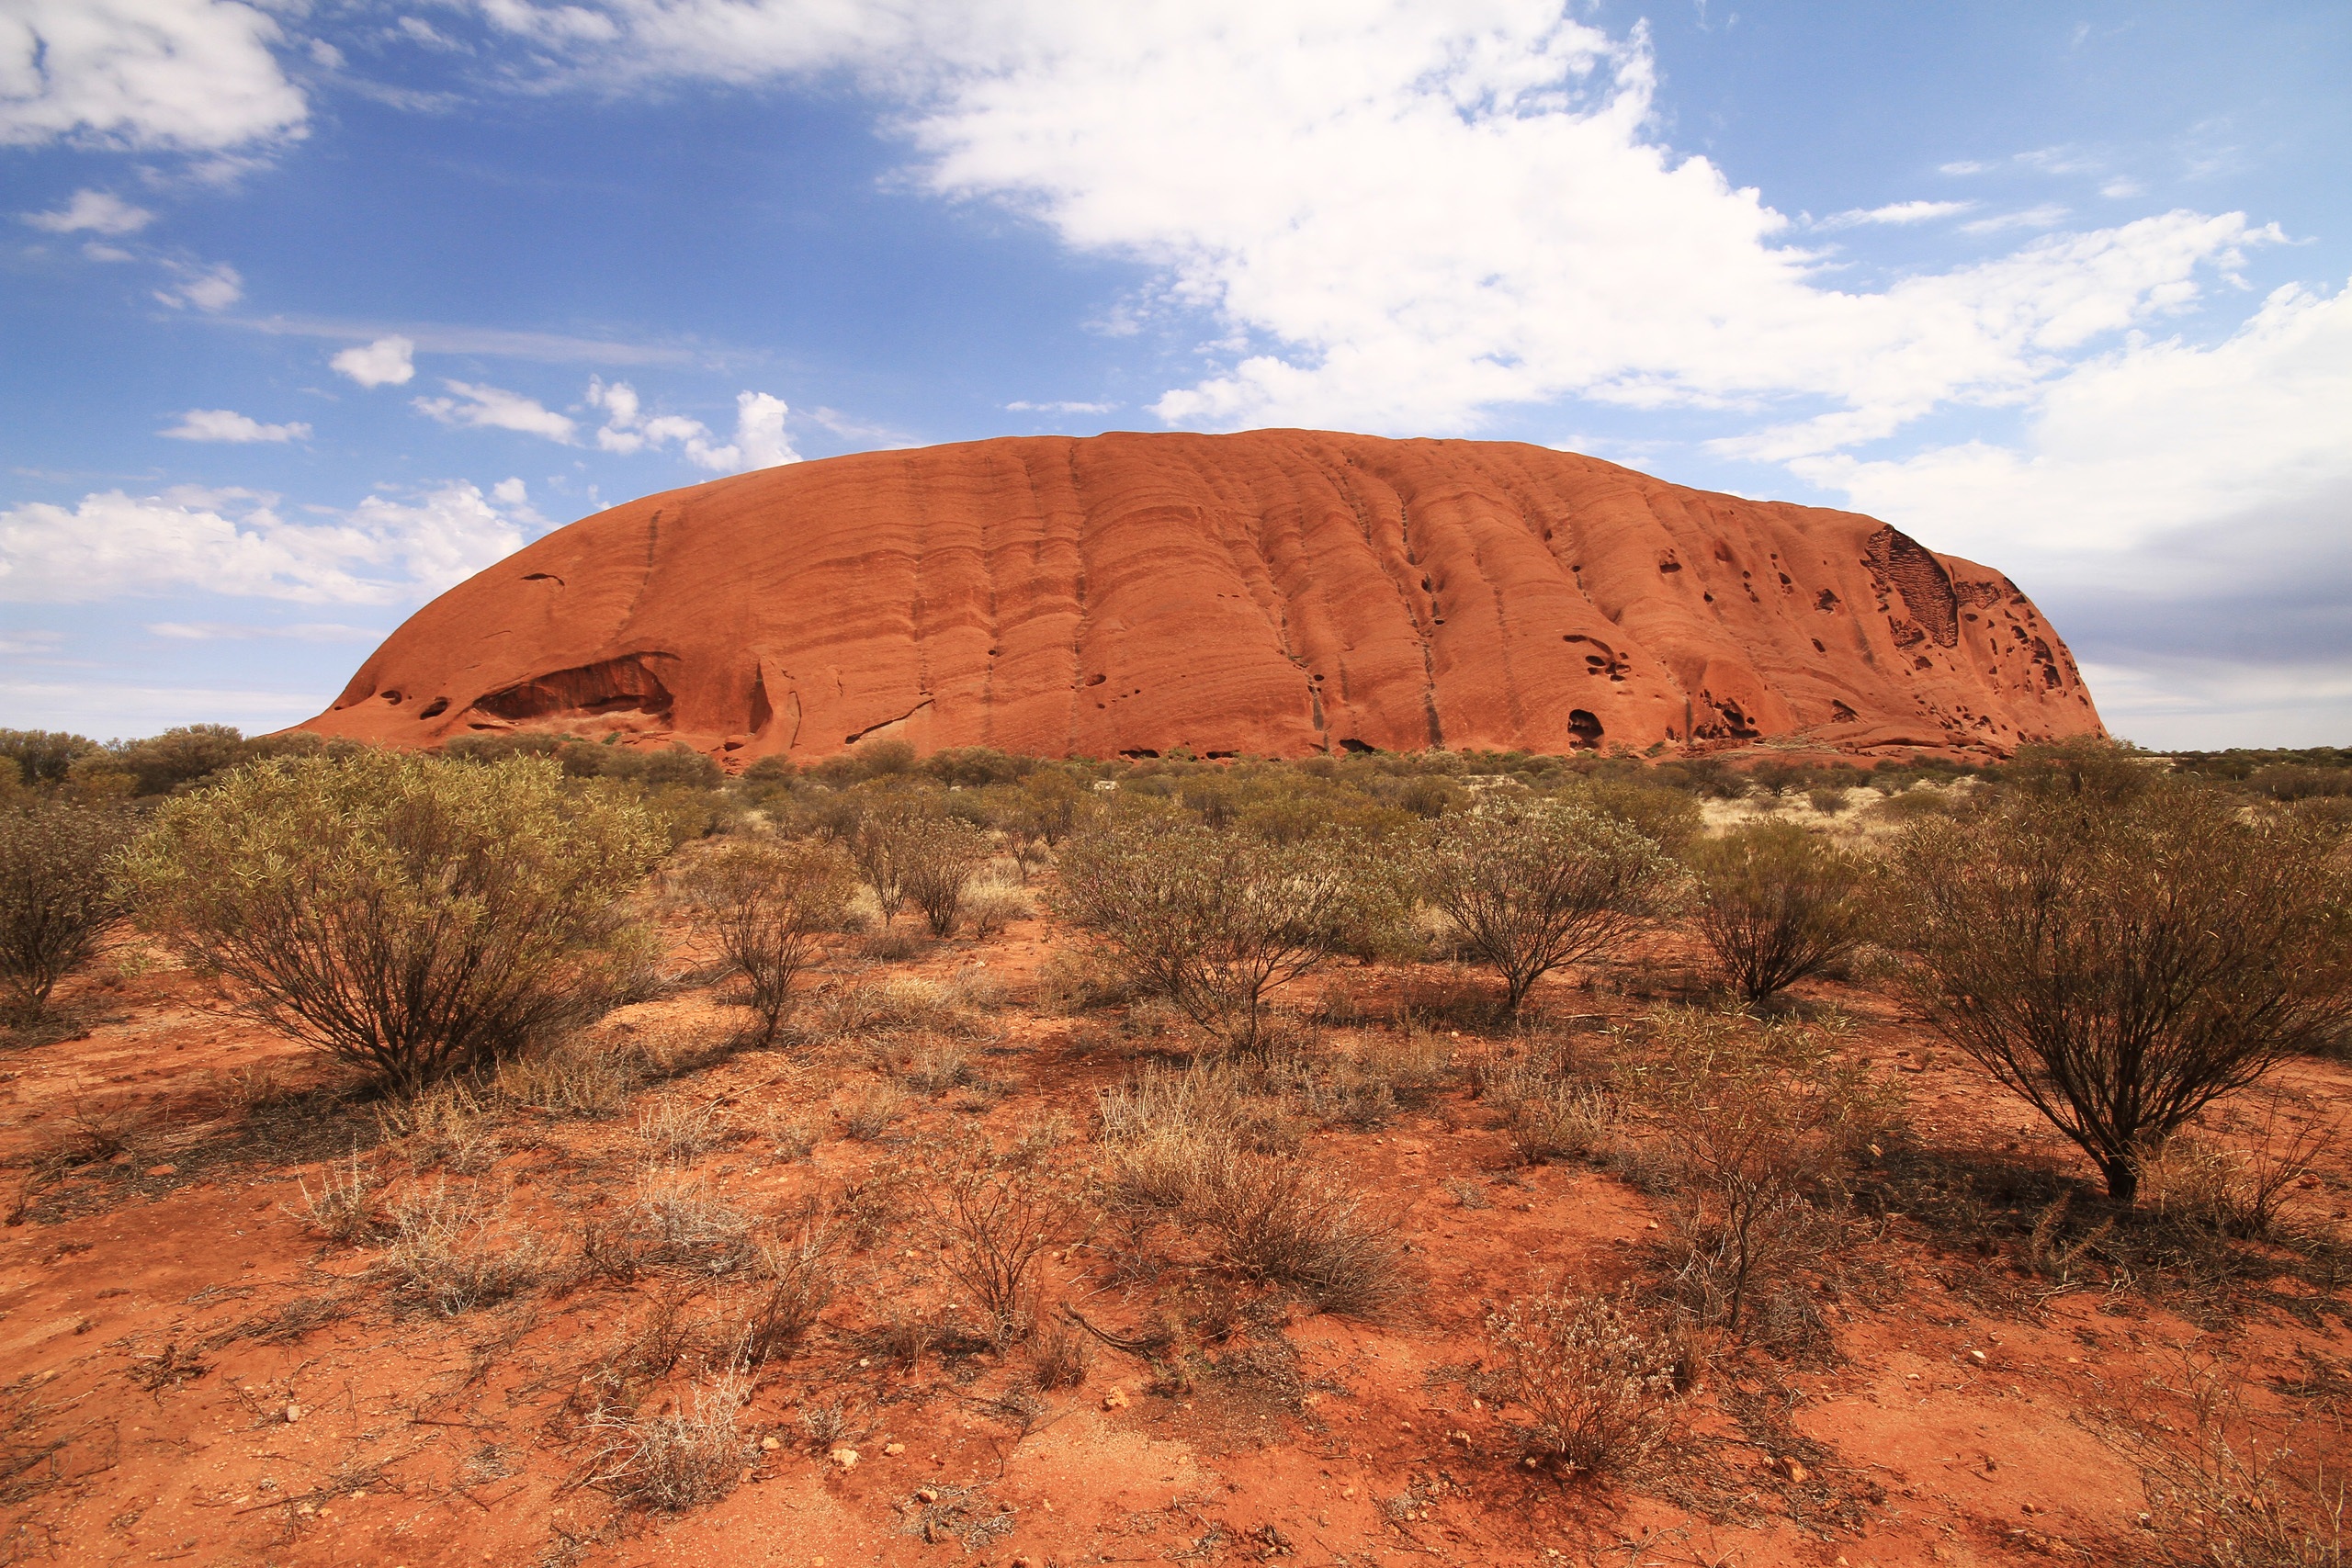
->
[1686,821,1871,1002]
[122,750,665,1092]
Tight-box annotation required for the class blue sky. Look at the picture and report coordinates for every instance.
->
[3,0,2346,748]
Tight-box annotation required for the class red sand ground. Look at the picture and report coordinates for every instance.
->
[296,432,2103,765]
[3,905,2343,1568]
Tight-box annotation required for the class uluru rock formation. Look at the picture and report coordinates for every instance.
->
[300,430,2102,763]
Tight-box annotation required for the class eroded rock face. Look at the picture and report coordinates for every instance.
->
[300,430,2102,762]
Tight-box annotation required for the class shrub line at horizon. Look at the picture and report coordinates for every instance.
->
[121,750,668,1093]
[1887,739,2352,1203]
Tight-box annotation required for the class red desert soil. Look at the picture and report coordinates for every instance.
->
[3,904,2345,1568]
[297,431,2102,764]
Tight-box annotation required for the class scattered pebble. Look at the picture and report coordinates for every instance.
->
[1102,1387,1129,1410]
[827,1447,859,1471]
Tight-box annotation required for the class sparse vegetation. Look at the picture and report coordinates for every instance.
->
[121,750,666,1092]
[1054,817,1390,1051]
[1485,1291,1679,1477]
[681,838,855,1043]
[0,797,132,1022]
[1686,820,1871,1003]
[1889,749,2352,1201]
[1421,799,1677,1012]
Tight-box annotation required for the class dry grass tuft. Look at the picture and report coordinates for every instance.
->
[839,1082,910,1142]
[740,1235,839,1364]
[592,1371,751,1513]
[296,1148,378,1244]
[379,1179,549,1314]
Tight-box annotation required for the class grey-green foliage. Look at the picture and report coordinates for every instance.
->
[1421,798,1679,1011]
[1889,760,2352,1202]
[0,799,134,1021]
[121,750,667,1092]
[1053,817,1399,1052]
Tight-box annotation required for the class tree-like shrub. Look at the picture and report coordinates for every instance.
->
[0,730,103,788]
[898,816,991,937]
[680,839,855,1043]
[0,799,134,1022]
[1687,821,1871,1003]
[1053,818,1385,1051]
[1888,763,2352,1201]
[1421,800,1678,1012]
[122,750,665,1093]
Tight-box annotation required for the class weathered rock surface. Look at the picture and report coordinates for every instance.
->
[300,430,2102,762]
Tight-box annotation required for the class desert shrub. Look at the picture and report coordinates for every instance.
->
[839,1082,909,1140]
[1053,818,1390,1052]
[379,1179,550,1314]
[843,796,934,926]
[1028,1315,1093,1389]
[1887,763,2352,1201]
[680,839,855,1043]
[1484,1059,1618,1165]
[593,1371,750,1513]
[297,1149,379,1244]
[2124,1359,2347,1568]
[2250,763,2352,803]
[1485,1291,1678,1477]
[928,1157,1063,1342]
[1565,777,1704,855]
[0,798,133,1022]
[121,750,665,1093]
[1193,1154,1405,1316]
[741,1222,840,1363]
[1686,821,1872,1003]
[1806,786,1851,816]
[963,886,1030,940]
[105,724,249,796]
[1628,1010,1897,1341]
[1421,799,1679,1012]
[492,1034,639,1118]
[898,816,991,937]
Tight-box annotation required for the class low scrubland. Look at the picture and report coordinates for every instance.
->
[2,726,2349,1566]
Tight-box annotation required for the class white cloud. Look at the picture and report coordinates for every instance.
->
[733,391,796,468]
[1790,279,2352,568]
[1939,160,1990,175]
[415,378,578,441]
[1007,399,1115,413]
[2100,177,2144,200]
[346,481,542,594]
[153,259,243,310]
[0,629,63,655]
[1815,199,1973,231]
[161,408,311,443]
[0,479,545,604]
[332,334,416,387]
[461,3,2279,448]
[0,0,308,152]
[584,378,798,470]
[22,188,153,234]
[147,620,381,640]
[1960,203,2072,236]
